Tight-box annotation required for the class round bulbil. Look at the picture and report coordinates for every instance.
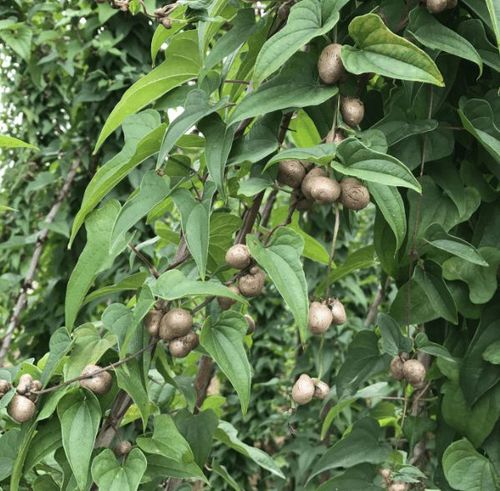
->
[244,314,256,334]
[340,178,370,210]
[341,97,365,127]
[0,379,11,395]
[326,129,345,144]
[312,379,330,400]
[291,374,315,405]
[115,440,133,456]
[390,357,405,380]
[225,244,252,270]
[218,285,240,311]
[388,483,409,491]
[301,167,328,199]
[427,0,448,13]
[277,160,306,189]
[80,365,113,395]
[330,299,346,325]
[308,301,333,334]
[8,394,36,423]
[16,373,33,395]
[159,308,193,342]
[403,359,427,386]
[169,332,199,358]
[309,176,341,204]
[238,267,265,297]
[318,43,344,85]
[144,309,163,337]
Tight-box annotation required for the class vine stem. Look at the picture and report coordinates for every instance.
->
[128,243,160,278]
[325,203,340,298]
[364,276,391,326]
[33,341,158,396]
[0,159,81,367]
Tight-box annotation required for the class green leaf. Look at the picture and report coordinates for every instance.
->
[443,439,499,491]
[0,135,37,150]
[112,171,171,244]
[65,200,122,331]
[415,332,455,363]
[171,182,216,279]
[336,331,384,397]
[246,228,309,342]
[211,461,242,491]
[265,142,336,170]
[253,0,348,83]
[229,53,338,124]
[58,391,101,490]
[71,110,165,245]
[116,360,150,431]
[286,214,330,265]
[151,270,247,303]
[157,89,229,165]
[41,328,72,385]
[95,30,200,151]
[143,454,207,482]
[91,448,147,491]
[150,6,187,64]
[483,341,500,365]
[378,313,412,356]
[341,14,444,86]
[215,421,285,479]
[485,0,500,50]
[0,23,32,61]
[316,465,383,491]
[408,8,483,75]
[24,419,62,472]
[200,311,252,414]
[308,418,391,482]
[414,265,458,324]
[198,114,236,198]
[335,139,421,192]
[208,212,242,270]
[328,245,375,283]
[238,176,273,197]
[82,272,148,306]
[0,429,22,481]
[367,182,406,251]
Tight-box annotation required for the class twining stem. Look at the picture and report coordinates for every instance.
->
[128,244,160,278]
[325,203,340,298]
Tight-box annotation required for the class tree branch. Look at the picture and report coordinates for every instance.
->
[0,159,80,366]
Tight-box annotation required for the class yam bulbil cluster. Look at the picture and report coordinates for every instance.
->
[308,299,346,335]
[6,373,42,423]
[291,374,330,405]
[80,365,113,395]
[158,308,199,358]
[390,356,426,387]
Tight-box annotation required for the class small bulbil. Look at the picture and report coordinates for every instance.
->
[277,160,306,189]
[115,440,133,456]
[403,359,426,386]
[291,374,315,405]
[225,244,252,270]
[159,308,193,342]
[341,97,365,127]
[238,267,265,297]
[244,314,256,334]
[326,129,345,144]
[340,178,370,210]
[301,167,328,199]
[390,357,405,381]
[80,365,113,395]
[312,379,330,400]
[309,177,341,204]
[16,374,33,395]
[330,299,346,325]
[317,43,344,84]
[308,301,333,334]
[169,332,199,358]
[426,0,447,13]
[8,394,36,423]
[217,285,240,311]
[144,309,163,337]
[0,379,12,395]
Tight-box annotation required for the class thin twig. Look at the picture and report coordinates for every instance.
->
[128,244,160,278]
[0,159,81,366]
[364,276,391,326]
[325,204,340,298]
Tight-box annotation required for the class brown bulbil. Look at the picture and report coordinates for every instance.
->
[308,301,333,335]
[8,394,36,423]
[291,190,313,211]
[330,299,346,325]
[379,468,392,483]
[318,43,344,85]
[277,160,306,189]
[340,178,370,210]
[326,129,345,144]
[217,285,240,310]
[244,314,256,334]
[169,332,199,358]
[390,357,405,380]
[160,17,172,29]
[144,309,163,337]
[238,267,265,297]
[291,374,315,405]
[115,440,133,456]
[388,483,409,491]
[309,176,341,204]
[301,167,328,199]
[17,374,33,395]
[403,359,426,386]
[225,244,252,270]
[0,379,11,395]
[341,97,365,127]
[426,0,447,13]
[80,365,113,395]
[312,379,330,400]
[159,308,193,342]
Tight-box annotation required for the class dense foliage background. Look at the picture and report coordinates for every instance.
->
[0,0,499,490]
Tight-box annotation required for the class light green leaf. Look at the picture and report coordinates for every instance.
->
[24,419,61,472]
[0,23,32,61]
[335,138,421,192]
[151,269,247,304]
[483,341,500,365]
[341,14,444,86]
[71,110,165,245]
[238,177,273,197]
[112,171,171,244]
[0,430,22,481]
[367,182,406,251]
[253,0,349,83]
[328,245,375,283]
[198,114,236,198]
[308,418,391,482]
[246,228,309,342]
[41,328,72,385]
[229,53,338,124]
[65,200,121,331]
[485,0,500,50]
[150,6,187,64]
[82,272,148,306]
[200,312,251,414]
[415,332,455,363]
[116,360,150,431]
[286,215,330,265]
[157,89,229,165]
[443,439,499,491]
[91,448,147,491]
[215,421,285,479]
[0,135,37,150]
[265,142,336,170]
[95,30,200,151]
[58,391,101,490]
[378,313,413,356]
[408,8,483,75]
[211,461,242,491]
